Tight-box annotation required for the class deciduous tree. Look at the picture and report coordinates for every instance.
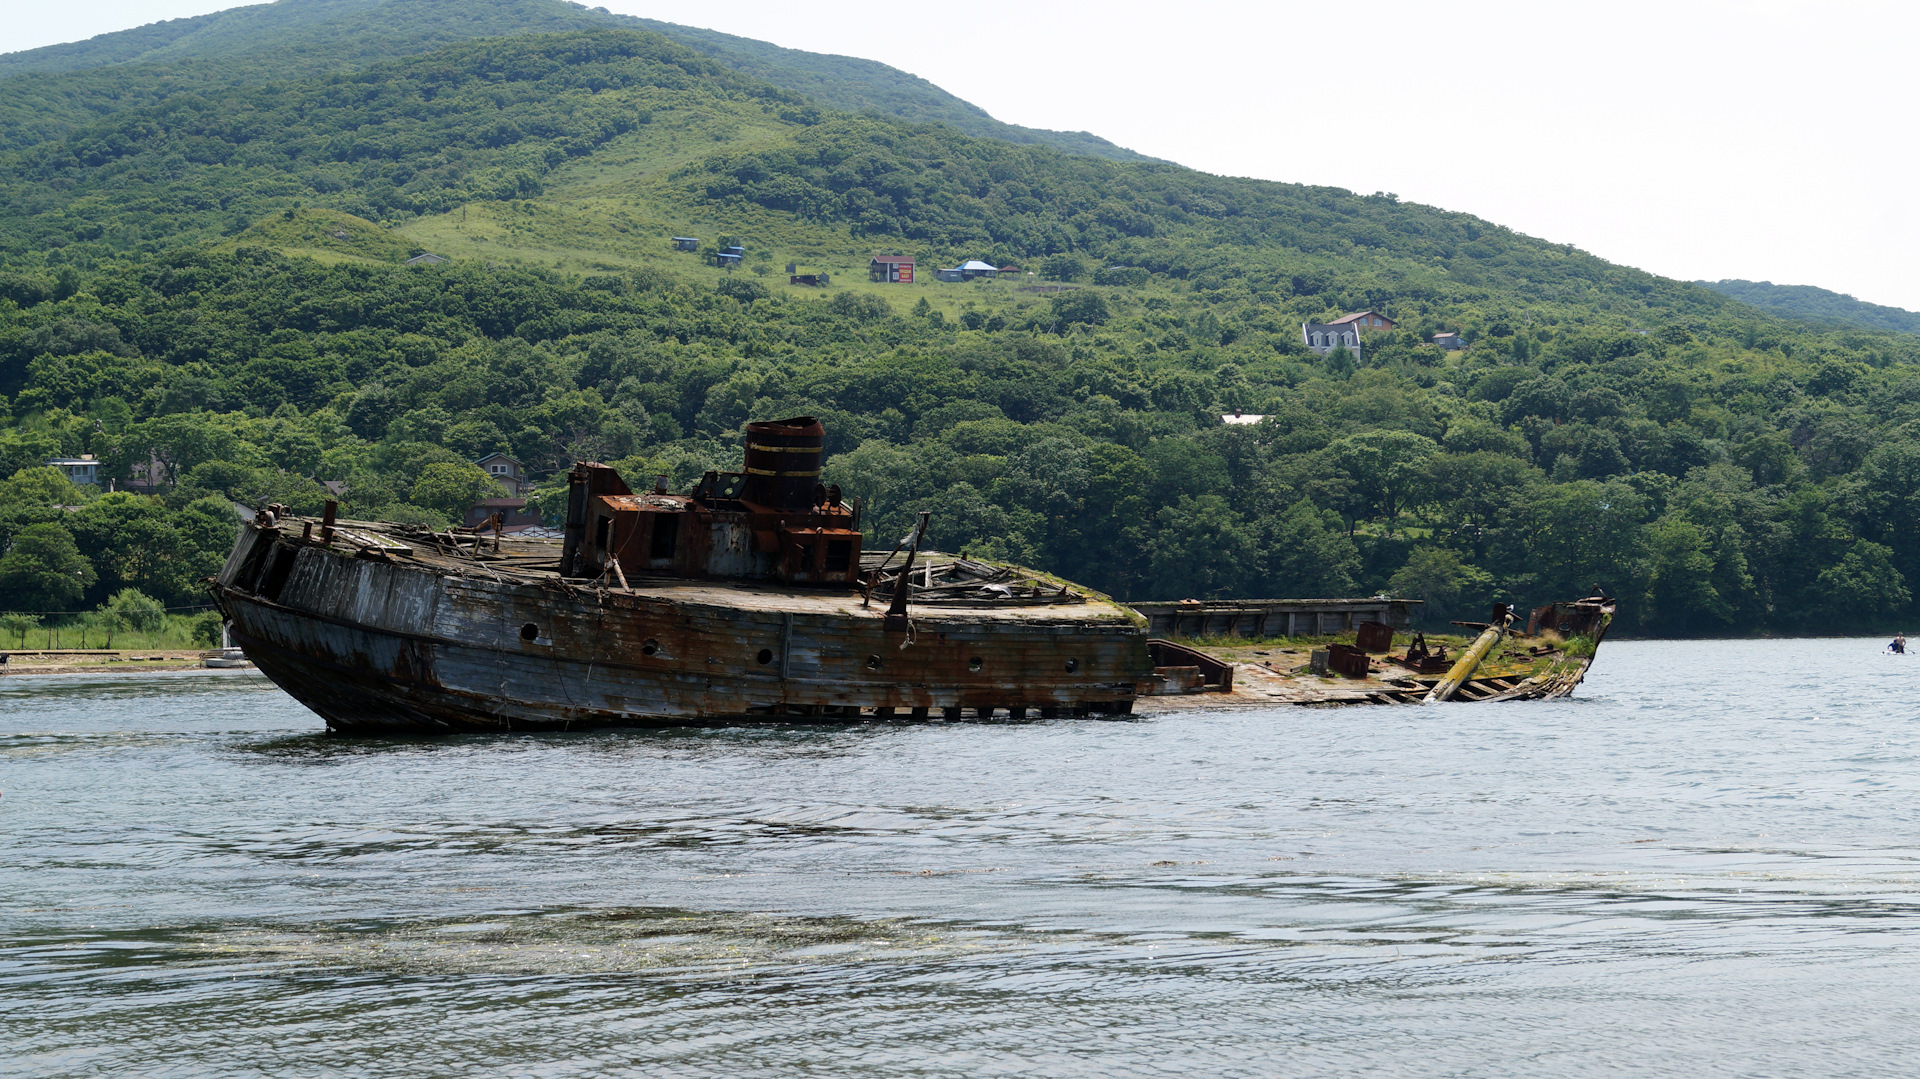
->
[0,523,96,611]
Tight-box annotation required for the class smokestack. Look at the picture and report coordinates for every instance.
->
[741,417,824,509]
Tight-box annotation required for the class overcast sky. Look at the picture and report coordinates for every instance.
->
[10,0,1920,310]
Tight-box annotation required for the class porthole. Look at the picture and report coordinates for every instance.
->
[520,623,540,641]
[968,656,983,672]
[642,639,659,656]
[866,654,882,671]
[757,648,775,665]
[1063,658,1079,673]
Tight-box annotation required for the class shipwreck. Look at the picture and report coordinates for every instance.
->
[209,417,1614,734]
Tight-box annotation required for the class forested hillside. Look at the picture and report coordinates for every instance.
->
[0,0,1144,161]
[3,16,1919,641]
[1700,279,1920,336]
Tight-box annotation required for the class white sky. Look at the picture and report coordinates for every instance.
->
[9,0,1920,309]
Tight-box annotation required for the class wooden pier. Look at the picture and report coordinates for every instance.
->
[1128,598,1422,640]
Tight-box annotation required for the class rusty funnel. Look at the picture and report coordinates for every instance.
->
[742,416,824,509]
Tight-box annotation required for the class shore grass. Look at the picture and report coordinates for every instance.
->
[0,612,219,653]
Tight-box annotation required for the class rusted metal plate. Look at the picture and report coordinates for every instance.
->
[1145,639,1233,692]
[214,523,1153,735]
[1355,621,1394,653]
[1326,643,1370,678]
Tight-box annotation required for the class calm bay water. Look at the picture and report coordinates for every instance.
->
[6,638,1920,1076]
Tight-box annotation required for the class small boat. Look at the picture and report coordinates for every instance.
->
[202,623,252,668]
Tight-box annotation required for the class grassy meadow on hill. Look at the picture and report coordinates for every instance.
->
[3,12,1920,640]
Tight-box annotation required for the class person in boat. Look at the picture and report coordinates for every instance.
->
[1891,633,1908,655]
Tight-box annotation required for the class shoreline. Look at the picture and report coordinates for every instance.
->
[0,650,247,677]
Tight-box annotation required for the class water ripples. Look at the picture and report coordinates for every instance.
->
[7,640,1920,1076]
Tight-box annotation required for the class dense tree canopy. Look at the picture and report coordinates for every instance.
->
[2,22,1919,639]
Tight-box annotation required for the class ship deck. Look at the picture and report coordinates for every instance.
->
[261,516,1601,715]
[296,518,1143,626]
[1138,636,1599,711]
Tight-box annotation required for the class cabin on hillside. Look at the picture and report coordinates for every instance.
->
[789,273,830,287]
[46,455,99,486]
[474,452,529,498]
[937,260,1000,282]
[1328,310,1395,332]
[1302,310,1395,358]
[672,237,700,251]
[124,454,167,493]
[464,497,545,533]
[1431,331,1466,350]
[1302,321,1361,357]
[405,252,448,266]
[870,255,916,283]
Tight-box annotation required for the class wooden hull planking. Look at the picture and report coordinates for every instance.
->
[213,522,1152,734]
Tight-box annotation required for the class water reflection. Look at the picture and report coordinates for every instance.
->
[231,719,927,766]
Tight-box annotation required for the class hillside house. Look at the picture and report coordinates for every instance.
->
[789,273,829,287]
[1431,331,1466,350]
[123,454,167,493]
[870,255,916,283]
[1331,310,1395,332]
[937,260,1000,283]
[1302,310,1396,358]
[673,237,700,251]
[405,252,448,266]
[1301,321,1362,357]
[474,452,528,498]
[46,454,99,486]
[464,498,545,533]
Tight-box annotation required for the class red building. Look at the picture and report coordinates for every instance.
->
[869,255,915,283]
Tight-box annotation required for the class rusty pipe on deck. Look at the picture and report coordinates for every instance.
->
[1423,611,1512,703]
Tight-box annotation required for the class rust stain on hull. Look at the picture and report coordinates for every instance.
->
[212,521,1152,735]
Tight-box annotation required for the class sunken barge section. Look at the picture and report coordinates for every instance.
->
[210,419,1153,734]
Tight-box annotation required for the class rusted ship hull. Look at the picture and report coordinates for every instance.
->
[211,521,1151,735]
[208,416,1614,733]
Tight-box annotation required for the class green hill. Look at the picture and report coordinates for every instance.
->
[0,0,1149,162]
[1699,279,1920,336]
[1,21,1918,641]
[229,207,414,262]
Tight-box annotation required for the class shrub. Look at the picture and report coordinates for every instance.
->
[105,588,166,634]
